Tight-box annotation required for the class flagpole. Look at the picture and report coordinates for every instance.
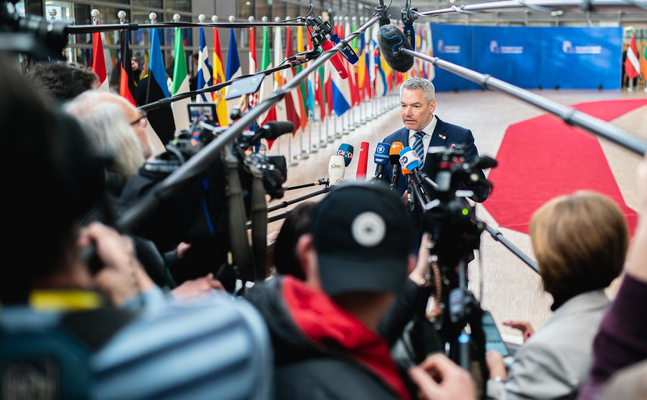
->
[310,66,319,153]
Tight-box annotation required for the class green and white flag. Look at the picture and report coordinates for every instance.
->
[172,27,191,131]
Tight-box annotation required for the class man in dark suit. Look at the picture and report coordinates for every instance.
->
[382,77,489,202]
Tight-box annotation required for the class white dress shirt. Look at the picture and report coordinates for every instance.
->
[408,115,437,165]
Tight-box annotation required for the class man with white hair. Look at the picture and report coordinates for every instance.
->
[67,91,154,160]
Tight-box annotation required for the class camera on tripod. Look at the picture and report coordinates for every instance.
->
[120,112,289,286]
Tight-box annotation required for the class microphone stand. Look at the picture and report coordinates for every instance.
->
[267,187,331,213]
[116,14,381,233]
[139,61,304,113]
[399,48,647,156]
[285,178,329,191]
[247,211,290,229]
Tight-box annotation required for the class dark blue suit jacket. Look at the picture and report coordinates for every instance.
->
[382,116,488,202]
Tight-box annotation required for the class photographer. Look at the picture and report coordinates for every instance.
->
[486,191,627,400]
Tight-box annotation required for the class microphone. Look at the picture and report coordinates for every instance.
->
[356,142,369,181]
[399,146,432,202]
[328,155,346,185]
[389,141,404,191]
[305,15,350,79]
[377,24,415,73]
[243,121,295,149]
[286,49,321,62]
[469,155,498,170]
[373,142,390,181]
[330,35,360,65]
[337,143,355,167]
[401,6,417,52]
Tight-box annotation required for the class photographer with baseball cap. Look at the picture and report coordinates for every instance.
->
[246,182,476,400]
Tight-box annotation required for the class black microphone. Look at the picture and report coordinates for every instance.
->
[469,156,498,170]
[243,121,294,149]
[377,24,415,73]
[286,49,321,62]
[389,141,404,191]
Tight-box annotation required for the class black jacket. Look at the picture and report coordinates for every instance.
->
[245,276,411,400]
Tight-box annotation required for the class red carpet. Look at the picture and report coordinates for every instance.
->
[485,99,647,235]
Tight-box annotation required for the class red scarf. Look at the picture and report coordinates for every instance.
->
[282,276,411,400]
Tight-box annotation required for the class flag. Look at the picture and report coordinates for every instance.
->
[212,27,228,126]
[373,36,387,98]
[641,44,647,79]
[325,56,334,117]
[341,21,359,107]
[258,26,277,132]
[225,28,242,118]
[273,25,288,124]
[92,32,108,91]
[119,31,137,105]
[171,27,191,131]
[249,26,258,108]
[332,22,352,116]
[140,27,175,145]
[626,33,640,80]
[316,64,326,122]
[281,26,302,135]
[293,26,308,131]
[306,31,317,121]
[197,27,212,103]
[426,25,435,81]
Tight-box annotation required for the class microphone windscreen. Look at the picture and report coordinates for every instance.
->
[374,142,389,165]
[378,25,414,73]
[399,147,421,171]
[402,167,411,175]
[389,141,404,165]
[328,156,346,185]
[262,121,295,140]
[337,143,354,167]
[356,142,369,181]
[470,156,498,170]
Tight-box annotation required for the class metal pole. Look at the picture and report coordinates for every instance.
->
[401,48,647,155]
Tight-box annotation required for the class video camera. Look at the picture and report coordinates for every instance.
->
[120,116,288,285]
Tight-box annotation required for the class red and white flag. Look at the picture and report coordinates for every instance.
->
[92,32,108,91]
[625,33,640,80]
[249,26,258,109]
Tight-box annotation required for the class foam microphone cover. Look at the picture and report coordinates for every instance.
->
[389,141,404,165]
[399,147,421,171]
[328,156,346,185]
[374,142,390,165]
[470,155,499,170]
[356,142,369,181]
[337,143,355,167]
[378,24,415,73]
[262,121,295,140]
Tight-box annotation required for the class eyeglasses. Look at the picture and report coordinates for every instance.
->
[130,112,148,128]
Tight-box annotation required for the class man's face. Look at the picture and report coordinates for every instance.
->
[400,88,436,132]
[106,95,153,159]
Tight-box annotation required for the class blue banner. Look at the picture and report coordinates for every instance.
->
[430,24,480,92]
[429,24,622,91]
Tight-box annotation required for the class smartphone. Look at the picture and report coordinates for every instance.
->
[187,103,217,124]
[482,311,509,357]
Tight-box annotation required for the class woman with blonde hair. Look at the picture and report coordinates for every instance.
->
[486,191,628,400]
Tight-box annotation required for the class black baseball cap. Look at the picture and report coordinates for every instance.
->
[311,182,412,295]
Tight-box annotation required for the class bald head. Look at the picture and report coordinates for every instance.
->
[67,91,153,159]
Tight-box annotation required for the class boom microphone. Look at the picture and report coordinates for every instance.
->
[402,5,418,52]
[377,24,415,73]
[356,142,369,181]
[328,155,346,185]
[389,141,404,191]
[243,121,294,149]
[373,142,390,181]
[337,143,355,167]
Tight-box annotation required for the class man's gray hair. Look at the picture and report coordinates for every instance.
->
[65,93,145,178]
[400,77,435,103]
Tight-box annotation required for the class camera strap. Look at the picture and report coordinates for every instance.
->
[249,165,268,281]
[224,146,255,282]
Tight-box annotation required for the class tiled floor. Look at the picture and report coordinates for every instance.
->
[266,88,647,339]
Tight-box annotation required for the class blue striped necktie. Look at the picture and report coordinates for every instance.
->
[413,131,425,161]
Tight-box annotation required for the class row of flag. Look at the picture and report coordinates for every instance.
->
[624,32,647,83]
[90,19,436,147]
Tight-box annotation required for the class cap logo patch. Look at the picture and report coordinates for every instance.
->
[351,212,386,247]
